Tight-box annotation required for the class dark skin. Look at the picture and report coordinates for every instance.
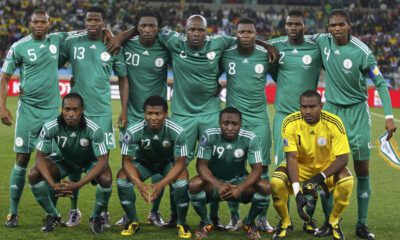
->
[117,105,188,202]
[189,112,269,202]
[138,16,159,47]
[236,23,256,55]
[285,15,306,45]
[85,12,104,41]
[28,98,112,195]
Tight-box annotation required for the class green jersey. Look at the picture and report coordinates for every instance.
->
[123,36,170,122]
[197,128,262,181]
[268,36,322,114]
[313,34,393,115]
[36,116,108,168]
[157,29,236,116]
[2,33,68,108]
[223,45,270,125]
[61,32,127,116]
[121,119,187,170]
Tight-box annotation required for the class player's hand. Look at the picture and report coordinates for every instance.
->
[220,184,242,200]
[216,182,231,196]
[150,182,165,202]
[105,34,123,54]
[137,183,152,203]
[0,107,13,126]
[301,173,325,196]
[295,192,311,222]
[103,28,114,43]
[117,112,128,128]
[266,44,279,64]
[60,179,81,192]
[52,182,73,198]
[385,118,397,140]
[69,76,76,87]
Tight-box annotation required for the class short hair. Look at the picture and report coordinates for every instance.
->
[300,90,321,104]
[236,18,256,29]
[186,15,207,28]
[143,95,168,112]
[219,107,242,121]
[86,5,106,20]
[287,10,304,18]
[328,9,351,24]
[31,9,49,20]
[135,9,163,27]
[62,92,84,108]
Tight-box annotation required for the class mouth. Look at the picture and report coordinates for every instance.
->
[87,28,98,34]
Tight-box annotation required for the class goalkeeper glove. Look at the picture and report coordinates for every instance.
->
[301,172,326,195]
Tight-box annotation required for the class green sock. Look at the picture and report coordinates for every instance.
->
[169,187,177,218]
[257,194,270,219]
[209,201,219,219]
[30,181,59,217]
[117,178,138,221]
[245,193,269,225]
[68,173,81,210]
[151,174,164,213]
[320,190,333,222]
[357,176,371,226]
[91,185,112,218]
[228,201,240,218]
[172,180,189,225]
[9,164,26,214]
[189,191,210,224]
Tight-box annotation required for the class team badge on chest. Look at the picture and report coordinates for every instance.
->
[234,149,244,158]
[155,58,164,67]
[254,64,264,74]
[49,44,57,54]
[317,137,327,146]
[101,52,111,61]
[162,140,171,148]
[302,55,312,65]
[343,59,352,69]
[80,138,89,147]
[207,51,216,60]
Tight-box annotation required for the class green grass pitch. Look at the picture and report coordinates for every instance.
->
[0,97,399,239]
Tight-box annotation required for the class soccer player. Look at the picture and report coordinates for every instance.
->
[28,93,112,233]
[311,9,397,239]
[222,18,273,233]
[268,10,322,233]
[0,9,71,227]
[60,5,128,226]
[117,95,191,238]
[115,9,171,228]
[271,90,354,240]
[189,107,270,239]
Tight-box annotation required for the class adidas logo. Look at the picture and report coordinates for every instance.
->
[90,44,96,49]
[226,144,233,149]
[10,184,18,189]
[121,200,131,205]
[153,135,159,140]
[194,52,200,56]
[359,192,370,199]
[292,49,298,54]
[39,44,46,48]
[334,50,340,55]
[142,50,149,55]
[70,132,77,137]
[242,58,249,64]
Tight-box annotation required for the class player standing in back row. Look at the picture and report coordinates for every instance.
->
[312,9,397,239]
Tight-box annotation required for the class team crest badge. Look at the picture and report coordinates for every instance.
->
[317,137,327,146]
[123,133,132,144]
[207,51,216,60]
[39,128,47,138]
[200,135,207,146]
[162,140,171,148]
[343,59,352,69]
[234,149,244,158]
[155,58,164,67]
[254,64,264,74]
[100,52,111,61]
[49,44,57,54]
[15,137,23,147]
[302,55,312,65]
[79,138,89,147]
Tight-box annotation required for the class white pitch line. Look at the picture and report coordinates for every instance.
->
[370,112,400,123]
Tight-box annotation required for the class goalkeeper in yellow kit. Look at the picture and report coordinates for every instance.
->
[271,90,354,240]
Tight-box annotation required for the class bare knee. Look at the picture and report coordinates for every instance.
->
[354,160,369,177]
[116,168,127,179]
[97,167,113,188]
[16,153,31,168]
[28,166,42,185]
[255,179,270,195]
[189,175,206,194]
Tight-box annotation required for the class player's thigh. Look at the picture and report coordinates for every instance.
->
[14,103,58,153]
[89,115,115,150]
[170,114,199,160]
[131,160,155,181]
[273,112,289,165]
[198,112,219,138]
[243,123,272,166]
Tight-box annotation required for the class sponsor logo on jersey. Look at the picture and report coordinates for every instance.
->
[254,64,264,74]
[317,137,327,146]
[207,51,216,60]
[234,149,244,158]
[302,55,312,65]
[162,140,171,148]
[100,52,111,61]
[49,44,57,54]
[79,138,89,147]
[155,58,164,67]
[343,59,352,69]
[15,137,23,147]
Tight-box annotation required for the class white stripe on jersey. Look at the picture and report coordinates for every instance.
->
[65,32,87,41]
[10,35,32,49]
[255,45,268,53]
[254,150,262,163]
[86,118,100,132]
[129,121,145,134]
[238,129,256,139]
[1,61,9,72]
[204,128,221,135]
[121,143,129,155]
[197,146,205,158]
[36,140,44,151]
[44,119,58,130]
[98,142,107,155]
[350,38,371,55]
[224,45,238,53]
[165,119,183,133]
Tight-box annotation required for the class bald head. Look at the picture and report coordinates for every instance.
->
[186,15,207,50]
[186,15,207,30]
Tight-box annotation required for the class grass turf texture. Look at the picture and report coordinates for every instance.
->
[0,97,399,239]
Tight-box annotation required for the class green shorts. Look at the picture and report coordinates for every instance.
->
[87,115,115,150]
[272,111,289,165]
[52,156,96,179]
[242,120,272,166]
[171,112,219,162]
[324,101,371,161]
[14,101,58,153]
[132,160,174,181]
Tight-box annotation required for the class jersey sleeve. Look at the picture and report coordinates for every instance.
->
[330,118,350,156]
[59,37,71,66]
[36,125,54,155]
[91,128,108,157]
[219,35,237,49]
[157,29,180,49]
[282,121,298,153]
[112,49,127,77]
[1,44,20,75]
[173,130,188,158]
[364,54,393,116]
[196,133,213,161]
[247,136,263,165]
[121,128,137,157]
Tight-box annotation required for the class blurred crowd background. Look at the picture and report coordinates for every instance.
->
[1,0,399,88]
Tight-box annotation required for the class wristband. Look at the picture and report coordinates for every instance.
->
[385,115,394,120]
[292,182,300,196]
